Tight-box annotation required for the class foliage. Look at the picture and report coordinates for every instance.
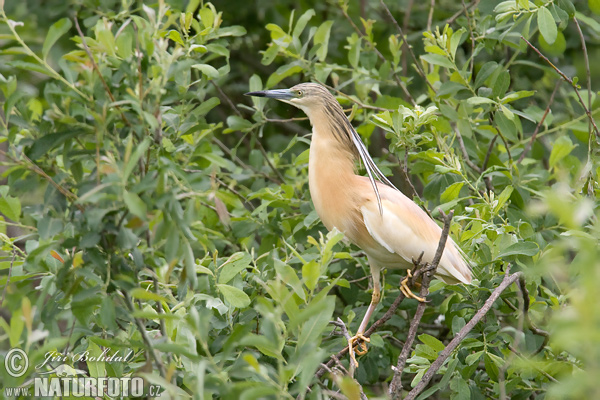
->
[0,0,599,399]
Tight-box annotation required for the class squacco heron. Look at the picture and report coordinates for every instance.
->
[246,83,471,366]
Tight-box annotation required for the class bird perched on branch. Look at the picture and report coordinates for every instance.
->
[245,83,471,366]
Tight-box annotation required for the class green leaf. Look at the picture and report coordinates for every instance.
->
[43,18,72,60]
[497,241,539,258]
[26,130,80,160]
[192,63,219,80]
[298,296,335,348]
[450,375,470,400]
[539,29,566,57]
[421,53,455,69]
[167,30,184,45]
[495,111,517,141]
[549,136,576,167]
[0,195,21,222]
[293,9,315,38]
[484,353,501,381]
[116,29,133,59]
[474,61,498,89]
[266,63,303,88]
[218,252,252,284]
[313,21,333,61]
[419,333,445,352]
[123,190,147,219]
[492,70,510,98]
[86,341,106,378]
[217,284,251,308]
[465,350,484,365]
[441,182,464,202]
[122,137,150,183]
[467,96,495,106]
[590,0,600,15]
[195,97,220,116]
[538,6,557,45]
[302,259,319,291]
[130,288,168,303]
[493,185,514,213]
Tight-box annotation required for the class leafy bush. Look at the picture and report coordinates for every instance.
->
[0,0,599,399]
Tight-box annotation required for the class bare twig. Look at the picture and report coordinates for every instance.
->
[521,36,599,137]
[517,81,560,164]
[404,266,521,400]
[389,210,453,399]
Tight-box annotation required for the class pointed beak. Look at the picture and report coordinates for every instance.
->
[244,89,295,100]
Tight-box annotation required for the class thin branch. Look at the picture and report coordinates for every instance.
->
[315,79,395,112]
[338,4,415,104]
[212,82,286,183]
[389,210,453,399]
[212,81,242,117]
[380,0,436,94]
[74,17,131,127]
[132,22,144,102]
[521,36,599,137]
[482,136,498,171]
[401,0,414,80]
[404,266,521,400]
[517,81,560,164]
[454,123,481,173]
[517,275,549,355]
[446,0,478,25]
[461,0,476,76]
[427,0,435,32]
[6,150,85,213]
[123,291,167,379]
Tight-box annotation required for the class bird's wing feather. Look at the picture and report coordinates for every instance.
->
[357,178,471,284]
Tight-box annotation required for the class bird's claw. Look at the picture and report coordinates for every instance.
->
[400,269,426,302]
[348,333,370,367]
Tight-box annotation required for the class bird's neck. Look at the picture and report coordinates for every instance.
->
[307,109,358,231]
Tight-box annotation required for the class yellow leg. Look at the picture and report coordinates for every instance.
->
[400,269,426,302]
[348,268,381,368]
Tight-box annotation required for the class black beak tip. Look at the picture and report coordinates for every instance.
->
[245,91,265,97]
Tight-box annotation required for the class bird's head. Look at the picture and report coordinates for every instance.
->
[245,83,335,115]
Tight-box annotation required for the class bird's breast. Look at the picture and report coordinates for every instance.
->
[307,131,378,249]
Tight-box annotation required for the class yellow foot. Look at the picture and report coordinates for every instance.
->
[348,333,370,367]
[400,269,426,302]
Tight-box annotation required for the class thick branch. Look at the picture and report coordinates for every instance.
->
[404,267,521,400]
[388,210,453,399]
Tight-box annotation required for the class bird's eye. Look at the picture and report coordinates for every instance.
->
[296,90,303,97]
